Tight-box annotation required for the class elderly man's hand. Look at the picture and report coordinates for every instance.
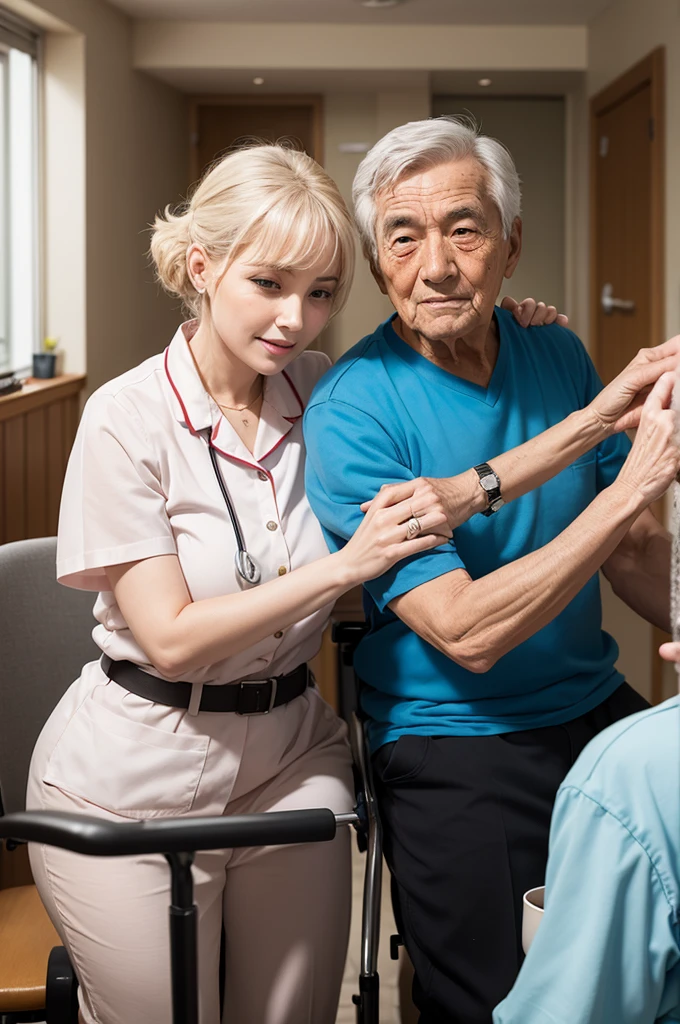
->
[615,372,680,506]
[588,336,680,434]
[500,296,569,328]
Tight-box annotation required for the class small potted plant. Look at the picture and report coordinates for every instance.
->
[33,336,58,379]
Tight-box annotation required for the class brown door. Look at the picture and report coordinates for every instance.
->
[590,48,665,701]
[591,53,664,382]
[593,86,654,382]
[190,96,323,183]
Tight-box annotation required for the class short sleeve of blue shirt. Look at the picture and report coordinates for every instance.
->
[304,397,465,612]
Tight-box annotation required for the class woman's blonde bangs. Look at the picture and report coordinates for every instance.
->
[234,187,355,313]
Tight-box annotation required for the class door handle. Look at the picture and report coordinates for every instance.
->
[601,283,636,314]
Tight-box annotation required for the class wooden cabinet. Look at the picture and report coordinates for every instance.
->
[0,375,86,544]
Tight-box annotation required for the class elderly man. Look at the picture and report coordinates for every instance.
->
[303,116,678,1022]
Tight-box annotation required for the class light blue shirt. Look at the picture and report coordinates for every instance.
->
[494,696,680,1024]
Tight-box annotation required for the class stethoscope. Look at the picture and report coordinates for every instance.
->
[202,428,262,586]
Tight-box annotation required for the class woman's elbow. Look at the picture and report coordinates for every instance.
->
[143,637,191,680]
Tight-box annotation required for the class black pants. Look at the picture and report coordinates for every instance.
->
[372,683,649,1024]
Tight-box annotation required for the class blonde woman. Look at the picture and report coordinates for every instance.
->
[26,144,453,1024]
[25,143,634,1024]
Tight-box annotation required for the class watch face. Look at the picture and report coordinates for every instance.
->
[481,475,497,492]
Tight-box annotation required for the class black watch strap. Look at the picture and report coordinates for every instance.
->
[473,462,504,517]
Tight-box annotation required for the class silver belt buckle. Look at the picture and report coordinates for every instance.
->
[236,677,278,715]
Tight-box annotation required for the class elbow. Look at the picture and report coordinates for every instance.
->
[146,640,192,681]
[442,634,499,674]
[601,553,628,601]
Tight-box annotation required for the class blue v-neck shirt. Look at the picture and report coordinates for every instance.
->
[304,307,631,748]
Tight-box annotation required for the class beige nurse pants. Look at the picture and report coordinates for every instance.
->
[27,662,354,1024]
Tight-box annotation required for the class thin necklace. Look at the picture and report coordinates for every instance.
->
[187,340,263,428]
[216,384,264,429]
[216,389,263,414]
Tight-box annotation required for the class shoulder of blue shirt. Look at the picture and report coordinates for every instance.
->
[306,306,592,414]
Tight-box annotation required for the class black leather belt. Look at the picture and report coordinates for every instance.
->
[100,655,310,715]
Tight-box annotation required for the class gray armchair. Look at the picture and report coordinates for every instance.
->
[0,537,97,1021]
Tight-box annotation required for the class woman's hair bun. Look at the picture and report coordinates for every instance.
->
[149,204,196,307]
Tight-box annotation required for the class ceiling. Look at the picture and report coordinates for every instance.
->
[149,66,584,96]
[110,0,616,25]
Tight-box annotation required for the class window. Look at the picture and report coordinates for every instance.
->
[0,10,39,375]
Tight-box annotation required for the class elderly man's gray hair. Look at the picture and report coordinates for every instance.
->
[352,116,522,266]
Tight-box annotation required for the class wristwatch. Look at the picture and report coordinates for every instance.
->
[473,463,504,517]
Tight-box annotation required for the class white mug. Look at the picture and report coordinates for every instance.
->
[522,885,545,953]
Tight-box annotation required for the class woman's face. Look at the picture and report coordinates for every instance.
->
[198,243,339,375]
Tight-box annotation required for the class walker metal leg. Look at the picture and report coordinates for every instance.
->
[352,973,380,1024]
[165,851,199,1024]
[350,712,382,1024]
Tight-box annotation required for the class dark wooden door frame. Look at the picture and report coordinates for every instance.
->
[589,47,666,703]
[589,47,665,364]
[188,94,324,184]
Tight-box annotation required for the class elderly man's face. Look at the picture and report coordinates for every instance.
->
[373,156,521,343]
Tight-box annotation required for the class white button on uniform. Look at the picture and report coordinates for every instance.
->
[266,521,278,531]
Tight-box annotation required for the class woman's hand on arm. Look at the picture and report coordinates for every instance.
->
[390,373,680,672]
[106,480,451,678]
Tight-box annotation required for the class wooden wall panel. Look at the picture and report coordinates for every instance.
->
[0,421,4,544]
[46,402,65,535]
[63,395,79,467]
[25,408,48,539]
[0,375,86,545]
[4,417,26,543]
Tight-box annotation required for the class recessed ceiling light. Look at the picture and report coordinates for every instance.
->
[253,77,264,86]
[478,77,492,87]
[359,0,407,8]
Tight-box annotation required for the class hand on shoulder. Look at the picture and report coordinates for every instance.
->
[501,295,569,329]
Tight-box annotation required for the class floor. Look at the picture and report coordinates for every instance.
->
[336,843,416,1024]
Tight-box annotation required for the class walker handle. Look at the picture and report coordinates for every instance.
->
[0,808,338,856]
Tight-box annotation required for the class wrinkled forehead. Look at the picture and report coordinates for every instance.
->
[375,156,494,229]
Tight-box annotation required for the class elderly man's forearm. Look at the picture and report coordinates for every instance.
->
[437,407,608,528]
[434,482,646,672]
[492,407,607,505]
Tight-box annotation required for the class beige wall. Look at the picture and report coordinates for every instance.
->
[321,87,430,360]
[432,95,566,313]
[7,0,189,393]
[134,22,588,75]
[587,0,680,701]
